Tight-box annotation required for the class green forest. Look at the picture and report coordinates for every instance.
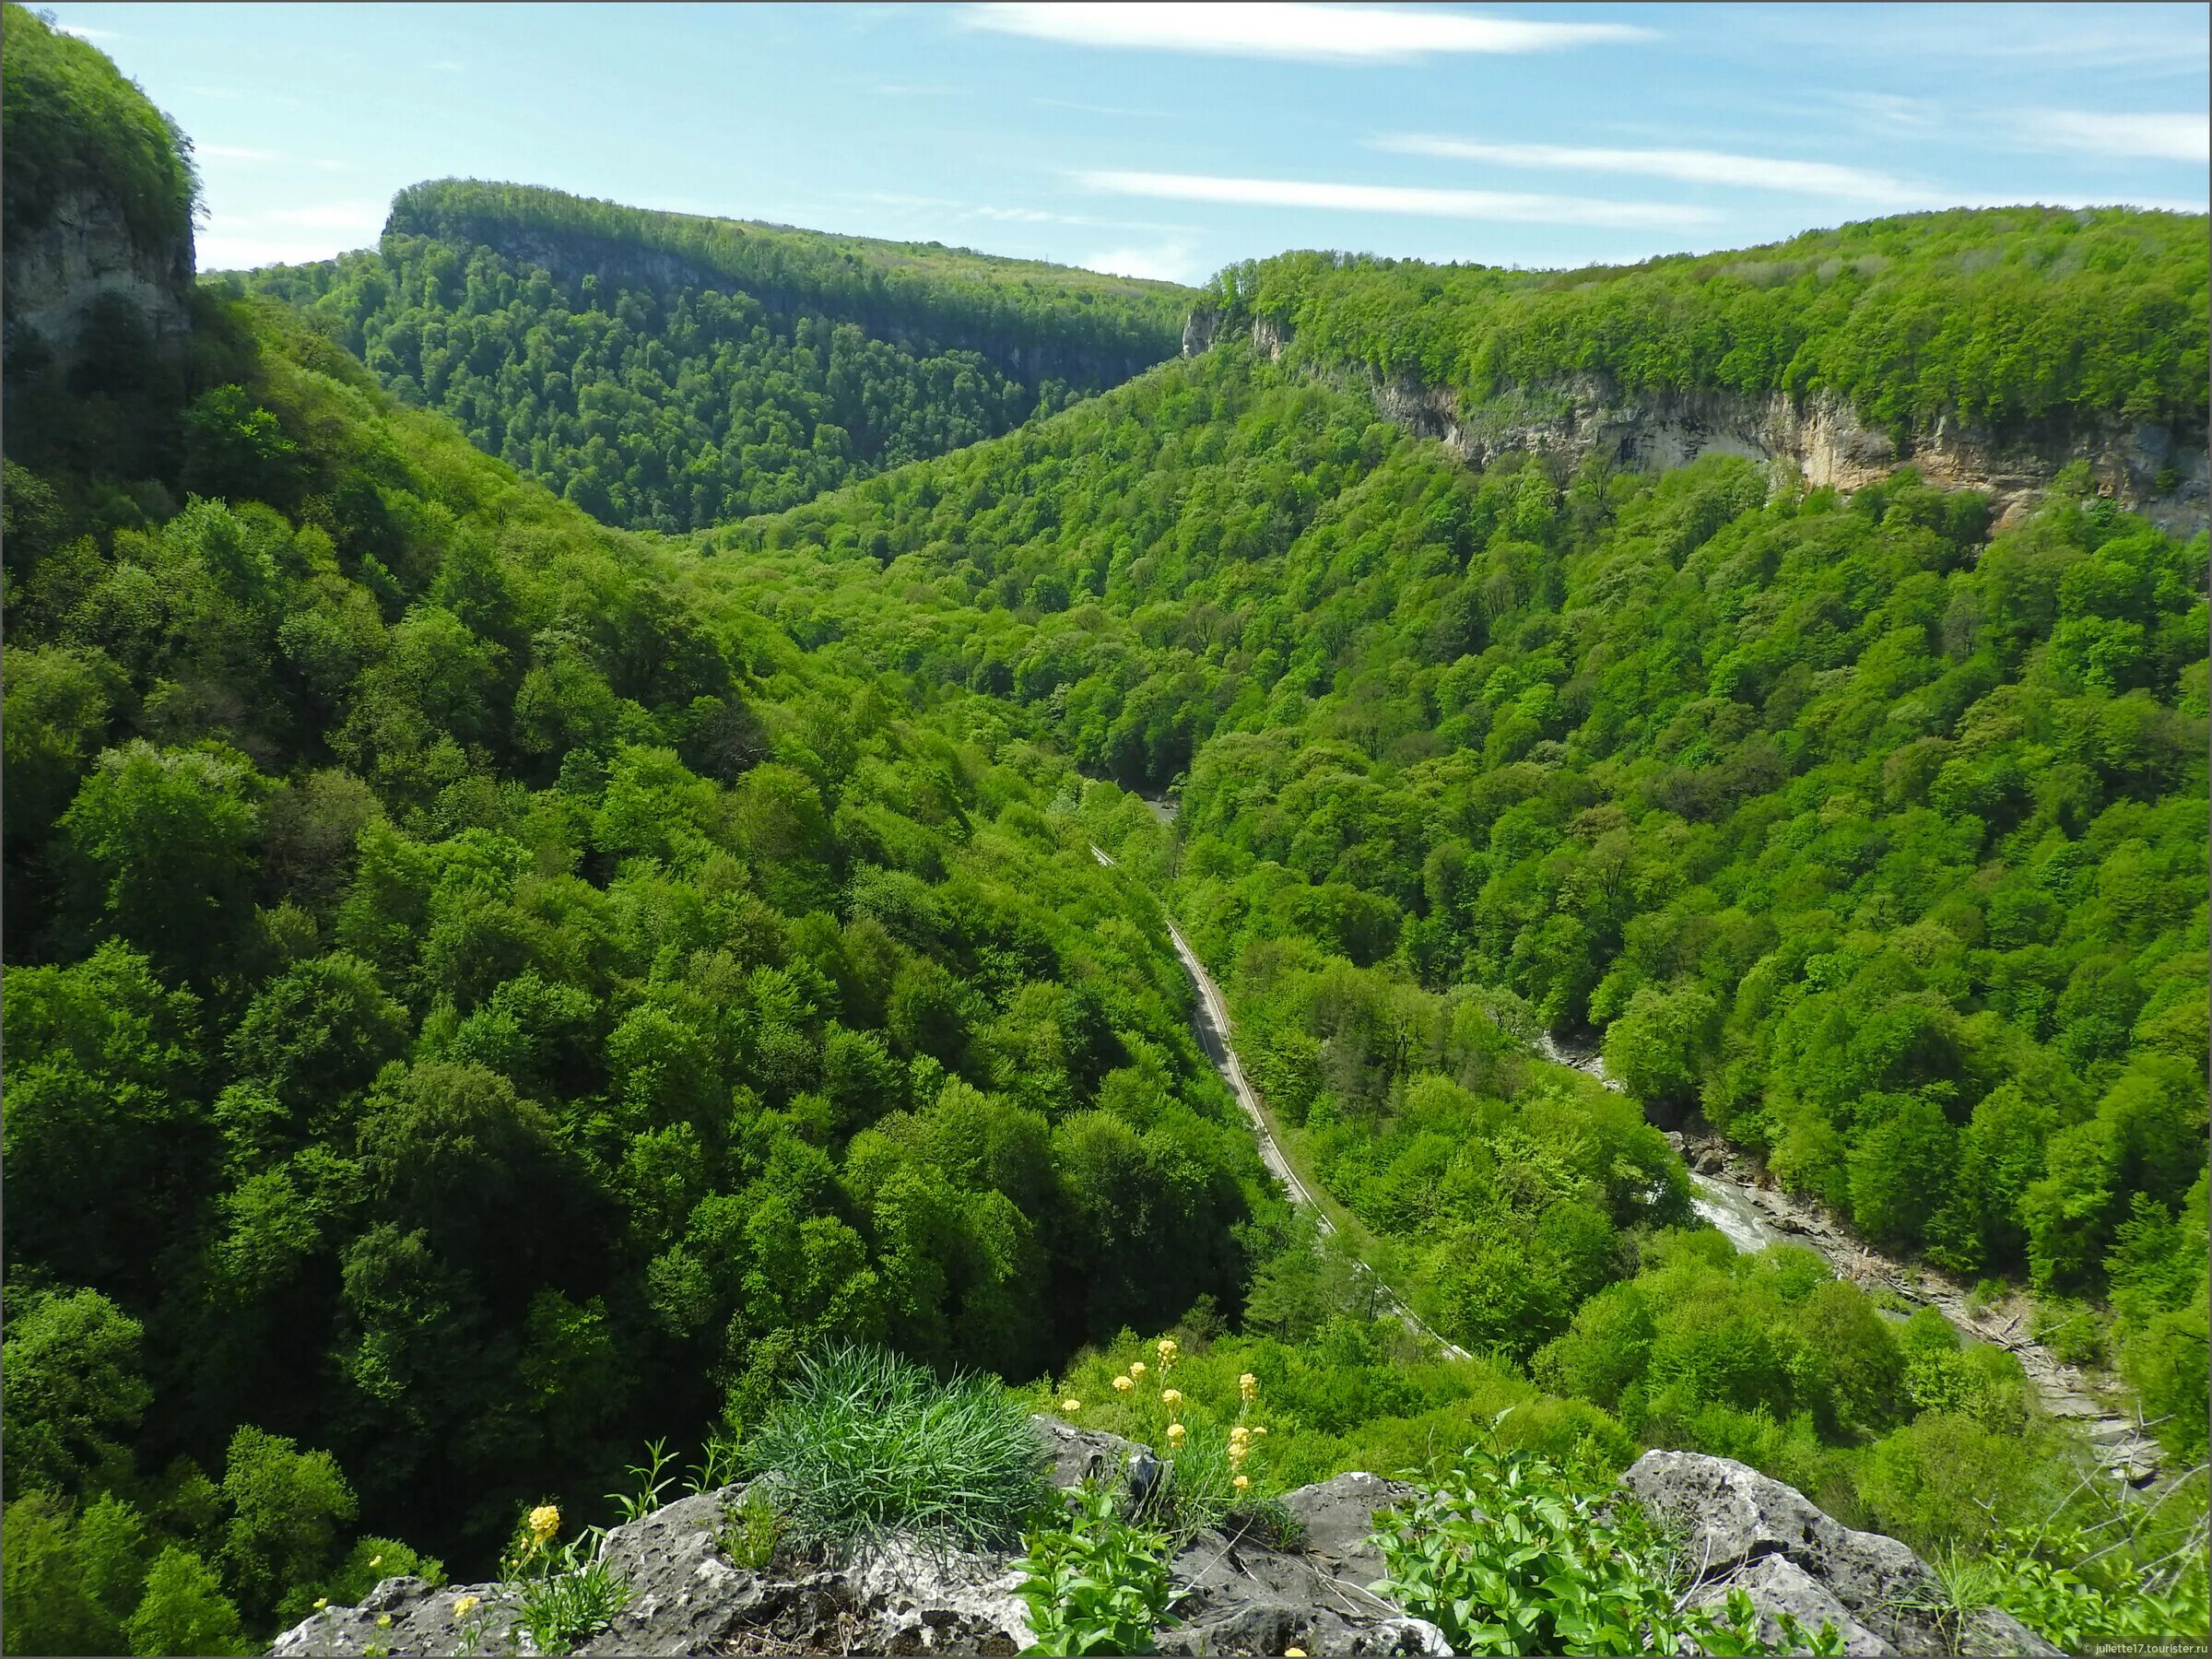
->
[2,8,2206,1654]
[238,182,1190,533]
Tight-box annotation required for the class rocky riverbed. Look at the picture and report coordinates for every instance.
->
[1534,1033,2164,1488]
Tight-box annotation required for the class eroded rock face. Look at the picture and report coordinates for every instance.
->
[1625,1450,2062,1657]
[1182,307,2210,536]
[3,185,194,368]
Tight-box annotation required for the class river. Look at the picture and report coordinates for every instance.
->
[1531,1032,2163,1488]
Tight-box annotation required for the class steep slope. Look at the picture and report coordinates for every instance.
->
[237,181,1192,531]
[0,37,1265,1641]
[1,4,196,376]
[1192,209,2210,532]
[712,309,2210,1477]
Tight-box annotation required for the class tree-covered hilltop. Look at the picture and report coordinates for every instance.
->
[1202,206,2209,436]
[1,63,1250,1643]
[0,2,198,251]
[236,181,1192,532]
[715,334,2210,1470]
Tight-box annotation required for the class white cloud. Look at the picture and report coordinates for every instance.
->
[428,59,464,74]
[258,203,388,230]
[1085,241,1206,285]
[195,233,361,271]
[53,21,118,40]
[1375,135,1916,202]
[963,3,1648,63]
[2022,111,2209,162]
[1076,170,1720,229]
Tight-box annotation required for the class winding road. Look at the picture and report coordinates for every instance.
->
[1088,836,2161,1489]
[1089,843,1473,1361]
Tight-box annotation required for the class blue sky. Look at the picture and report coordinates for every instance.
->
[48,2,2212,286]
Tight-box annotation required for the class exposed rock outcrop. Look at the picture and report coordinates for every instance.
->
[272,1432,2067,1657]
[3,185,194,369]
[1626,1450,2061,1657]
[1184,308,2210,536]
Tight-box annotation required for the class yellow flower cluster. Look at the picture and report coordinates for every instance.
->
[1239,1371,1258,1403]
[1160,1387,1182,1407]
[1112,1373,1134,1394]
[1156,1337,1179,1368]
[1062,1397,1082,1414]
[1166,1421,1186,1447]
[1130,1360,1147,1378]
[453,1594,482,1620]
[527,1503,561,1546]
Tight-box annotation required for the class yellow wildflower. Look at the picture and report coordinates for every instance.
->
[527,1503,561,1543]
[313,1599,329,1612]
[369,1555,383,1569]
[1229,1425,1251,1442]
[1062,1398,1083,1413]
[1130,1360,1147,1377]
[1166,1422,1186,1446]
[1112,1374,1135,1394]
[1288,1649,1308,1656]
[1232,1474,1250,1492]
[1251,1425,1267,1438]
[1229,1443,1247,1467]
[1160,1387,1183,1407]
[453,1595,482,1619]
[376,1614,394,1630]
[1156,1337,1178,1366]
[1238,1372,1258,1402]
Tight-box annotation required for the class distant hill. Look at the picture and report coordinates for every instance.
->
[238,181,1193,530]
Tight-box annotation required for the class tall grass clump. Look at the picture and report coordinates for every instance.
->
[745,1343,1049,1553]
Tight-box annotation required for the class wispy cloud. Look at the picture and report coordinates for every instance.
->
[2019,111,2209,162]
[53,20,118,40]
[963,3,1649,64]
[428,59,464,74]
[1086,241,1205,285]
[257,203,389,230]
[875,82,964,97]
[199,144,285,162]
[1076,170,1720,229]
[851,190,1184,232]
[1375,135,1918,203]
[1031,96,1177,121]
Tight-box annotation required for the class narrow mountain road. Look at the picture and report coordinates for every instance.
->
[1089,844,1473,1361]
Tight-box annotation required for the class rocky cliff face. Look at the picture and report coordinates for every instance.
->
[3,184,194,366]
[1188,310,2210,537]
[272,1422,2052,1657]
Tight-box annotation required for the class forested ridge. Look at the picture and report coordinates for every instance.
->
[238,181,1191,533]
[714,331,2209,1458]
[1201,207,2210,437]
[4,12,2207,1653]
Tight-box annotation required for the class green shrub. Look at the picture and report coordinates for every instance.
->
[744,1342,1050,1552]
[1368,1425,1842,1655]
[1015,1482,1178,1655]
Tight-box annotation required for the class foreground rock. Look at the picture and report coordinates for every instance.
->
[272,1417,1445,1657]
[1626,1451,2061,1657]
[274,1436,2059,1657]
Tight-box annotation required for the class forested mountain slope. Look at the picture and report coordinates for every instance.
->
[712,316,2211,1468]
[1194,211,2210,531]
[3,11,1255,1639]
[237,181,1192,532]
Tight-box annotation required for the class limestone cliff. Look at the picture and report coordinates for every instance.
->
[3,182,194,365]
[1187,308,2211,537]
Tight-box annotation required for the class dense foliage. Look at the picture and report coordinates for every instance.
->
[238,180,1189,531]
[0,5,199,251]
[2,112,1265,1652]
[1206,207,2210,434]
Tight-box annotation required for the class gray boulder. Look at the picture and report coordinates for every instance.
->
[1625,1450,2062,1657]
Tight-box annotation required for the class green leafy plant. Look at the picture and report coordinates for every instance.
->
[685,1431,743,1498]
[491,1504,631,1656]
[744,1342,1050,1554]
[1016,1482,1179,1656]
[1368,1420,1842,1655]
[608,1437,677,1524]
[716,1487,786,1572]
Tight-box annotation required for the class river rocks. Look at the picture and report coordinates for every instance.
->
[1625,1450,2061,1657]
